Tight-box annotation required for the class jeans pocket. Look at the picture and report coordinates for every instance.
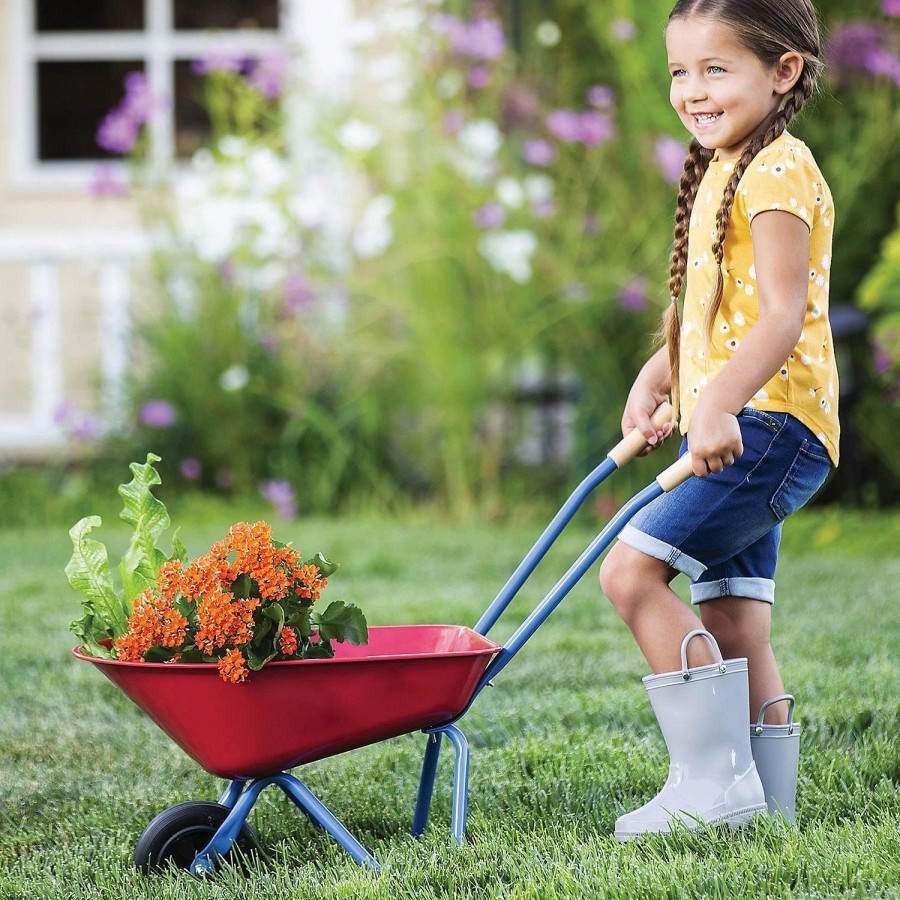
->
[769,439,832,521]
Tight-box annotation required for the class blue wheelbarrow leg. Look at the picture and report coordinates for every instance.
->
[191,773,379,874]
[413,724,470,845]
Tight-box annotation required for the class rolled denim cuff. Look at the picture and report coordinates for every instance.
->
[691,577,776,605]
[618,524,707,581]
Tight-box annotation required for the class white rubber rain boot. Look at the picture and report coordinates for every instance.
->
[750,694,800,824]
[615,630,767,840]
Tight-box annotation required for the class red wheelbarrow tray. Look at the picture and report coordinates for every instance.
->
[73,625,501,780]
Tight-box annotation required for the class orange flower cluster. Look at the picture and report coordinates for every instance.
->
[278,625,298,656]
[115,588,188,660]
[218,647,249,684]
[113,521,330,683]
[195,588,259,655]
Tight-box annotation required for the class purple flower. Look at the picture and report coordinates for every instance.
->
[247,48,292,99]
[122,71,168,123]
[473,202,506,229]
[522,139,556,166]
[883,0,900,16]
[655,135,686,184]
[432,14,506,61]
[442,110,466,135]
[468,66,492,89]
[96,110,139,154]
[54,402,100,442]
[586,85,615,108]
[260,479,298,519]
[577,111,615,147]
[546,109,583,142]
[619,275,650,312]
[87,164,128,198]
[546,110,615,146]
[259,330,280,353]
[180,457,202,480]
[611,18,638,41]
[139,399,178,428]
[192,46,244,75]
[531,198,557,219]
[827,22,900,85]
[281,270,317,313]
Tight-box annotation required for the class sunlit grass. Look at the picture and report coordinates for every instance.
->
[1,507,898,898]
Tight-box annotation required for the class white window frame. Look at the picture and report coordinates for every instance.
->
[6,0,297,193]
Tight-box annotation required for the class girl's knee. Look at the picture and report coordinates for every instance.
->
[599,543,662,619]
[700,599,772,655]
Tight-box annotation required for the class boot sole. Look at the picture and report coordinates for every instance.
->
[614,803,767,841]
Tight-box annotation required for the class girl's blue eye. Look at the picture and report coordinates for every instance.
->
[671,68,687,78]
[708,65,725,74]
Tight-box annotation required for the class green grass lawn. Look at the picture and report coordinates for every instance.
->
[1,502,898,899]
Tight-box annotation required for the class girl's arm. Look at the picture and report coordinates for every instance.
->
[688,208,810,476]
[622,344,673,453]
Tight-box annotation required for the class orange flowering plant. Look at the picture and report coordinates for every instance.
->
[67,454,367,683]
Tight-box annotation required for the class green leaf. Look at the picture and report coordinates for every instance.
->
[286,606,312,638]
[117,453,170,607]
[313,601,368,646]
[170,528,188,564]
[66,516,130,639]
[262,603,285,628]
[247,648,278,671]
[231,572,253,599]
[310,552,340,577]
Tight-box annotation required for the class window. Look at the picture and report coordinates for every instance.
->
[9,0,287,186]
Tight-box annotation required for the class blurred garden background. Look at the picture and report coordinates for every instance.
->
[1,0,900,521]
[1,4,899,896]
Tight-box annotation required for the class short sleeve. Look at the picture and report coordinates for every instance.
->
[734,142,819,231]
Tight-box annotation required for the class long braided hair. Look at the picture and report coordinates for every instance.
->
[663,0,823,421]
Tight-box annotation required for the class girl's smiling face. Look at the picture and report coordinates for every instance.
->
[666,16,798,160]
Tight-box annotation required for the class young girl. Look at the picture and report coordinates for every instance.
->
[599,0,838,839]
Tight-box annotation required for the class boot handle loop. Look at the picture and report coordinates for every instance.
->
[679,629,726,680]
[754,693,796,734]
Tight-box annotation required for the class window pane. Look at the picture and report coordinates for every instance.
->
[173,61,211,158]
[36,0,143,31]
[173,0,278,30]
[37,61,144,160]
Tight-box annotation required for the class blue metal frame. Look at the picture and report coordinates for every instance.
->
[182,450,672,874]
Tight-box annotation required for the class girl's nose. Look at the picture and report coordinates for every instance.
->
[683,77,707,102]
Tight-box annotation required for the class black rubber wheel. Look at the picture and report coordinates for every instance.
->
[134,801,259,874]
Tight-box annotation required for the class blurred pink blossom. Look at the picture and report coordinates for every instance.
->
[431,14,506,61]
[192,46,244,75]
[883,0,900,16]
[180,457,203,480]
[474,202,506,229]
[442,110,467,134]
[468,66,492,89]
[260,479,298,518]
[140,399,178,428]
[586,85,615,108]
[87,164,128,197]
[522,139,556,166]
[619,275,650,312]
[247,49,292,99]
[655,136,686,184]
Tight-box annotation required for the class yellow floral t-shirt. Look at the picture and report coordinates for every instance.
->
[679,132,840,464]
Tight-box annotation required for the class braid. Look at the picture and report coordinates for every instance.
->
[663,139,714,422]
[703,64,817,341]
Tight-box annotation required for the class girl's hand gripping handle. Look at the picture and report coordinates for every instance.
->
[607,402,674,468]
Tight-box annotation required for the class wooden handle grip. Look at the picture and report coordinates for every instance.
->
[606,402,675,468]
[656,453,695,492]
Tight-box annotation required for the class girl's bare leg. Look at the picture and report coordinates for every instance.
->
[600,541,715,673]
[700,596,787,723]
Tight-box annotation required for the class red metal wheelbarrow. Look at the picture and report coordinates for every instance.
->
[74,407,692,874]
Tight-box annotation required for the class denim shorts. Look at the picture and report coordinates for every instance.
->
[618,409,833,604]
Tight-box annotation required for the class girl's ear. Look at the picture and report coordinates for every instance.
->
[773,51,804,95]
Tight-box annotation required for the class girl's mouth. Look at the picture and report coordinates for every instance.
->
[693,112,722,126]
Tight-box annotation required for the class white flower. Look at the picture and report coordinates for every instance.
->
[218,136,248,159]
[535,21,562,46]
[524,174,554,203]
[220,364,250,392]
[436,71,464,99]
[458,119,503,160]
[496,177,525,209]
[337,119,382,153]
[352,194,395,258]
[478,230,538,283]
[247,147,288,194]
